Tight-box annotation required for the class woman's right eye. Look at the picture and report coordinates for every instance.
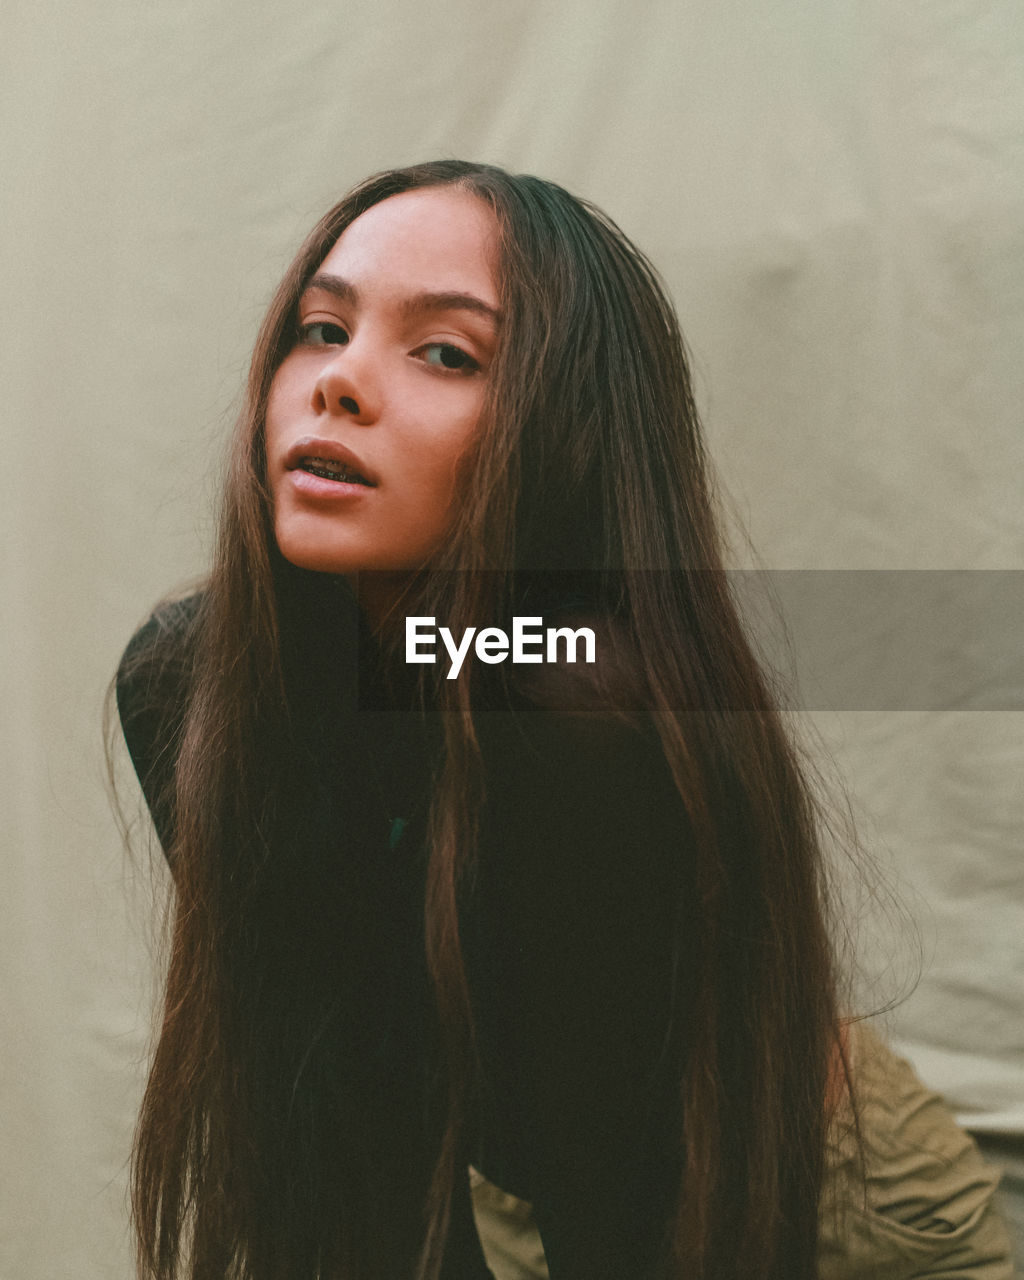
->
[297,321,349,347]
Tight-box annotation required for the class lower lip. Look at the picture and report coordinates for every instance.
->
[285,469,375,501]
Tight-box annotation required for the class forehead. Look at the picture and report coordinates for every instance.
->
[316,186,500,306]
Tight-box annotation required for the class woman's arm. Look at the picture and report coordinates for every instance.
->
[471,702,695,1279]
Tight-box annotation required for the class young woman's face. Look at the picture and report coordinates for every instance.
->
[266,186,500,579]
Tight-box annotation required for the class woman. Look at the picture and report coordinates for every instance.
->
[116,160,1009,1280]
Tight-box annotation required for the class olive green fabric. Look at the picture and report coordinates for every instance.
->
[470,1171,551,1280]
[470,1025,1014,1278]
[818,1026,1014,1279]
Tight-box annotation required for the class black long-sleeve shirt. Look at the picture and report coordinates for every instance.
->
[117,584,694,1278]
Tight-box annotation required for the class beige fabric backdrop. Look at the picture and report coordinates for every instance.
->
[2,2,1021,1276]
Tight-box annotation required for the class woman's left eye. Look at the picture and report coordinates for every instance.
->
[417,343,480,375]
[297,321,349,347]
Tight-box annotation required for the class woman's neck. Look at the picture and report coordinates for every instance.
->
[349,571,423,639]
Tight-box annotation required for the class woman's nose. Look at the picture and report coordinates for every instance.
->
[311,345,380,425]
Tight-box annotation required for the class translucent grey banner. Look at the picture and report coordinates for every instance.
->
[349,569,1023,711]
[734,571,1023,711]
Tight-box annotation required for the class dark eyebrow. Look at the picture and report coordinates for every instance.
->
[303,274,500,325]
[304,274,358,305]
[401,290,500,325]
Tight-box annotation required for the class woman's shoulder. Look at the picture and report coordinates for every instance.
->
[508,611,650,732]
[118,589,205,662]
[482,612,689,852]
[116,591,205,846]
[116,590,205,716]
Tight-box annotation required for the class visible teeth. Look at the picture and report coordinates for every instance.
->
[302,456,369,484]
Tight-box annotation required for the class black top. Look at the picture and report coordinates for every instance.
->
[117,582,696,1279]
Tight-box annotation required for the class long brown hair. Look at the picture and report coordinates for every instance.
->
[126,160,846,1278]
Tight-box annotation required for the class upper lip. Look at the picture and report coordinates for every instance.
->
[283,436,379,486]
